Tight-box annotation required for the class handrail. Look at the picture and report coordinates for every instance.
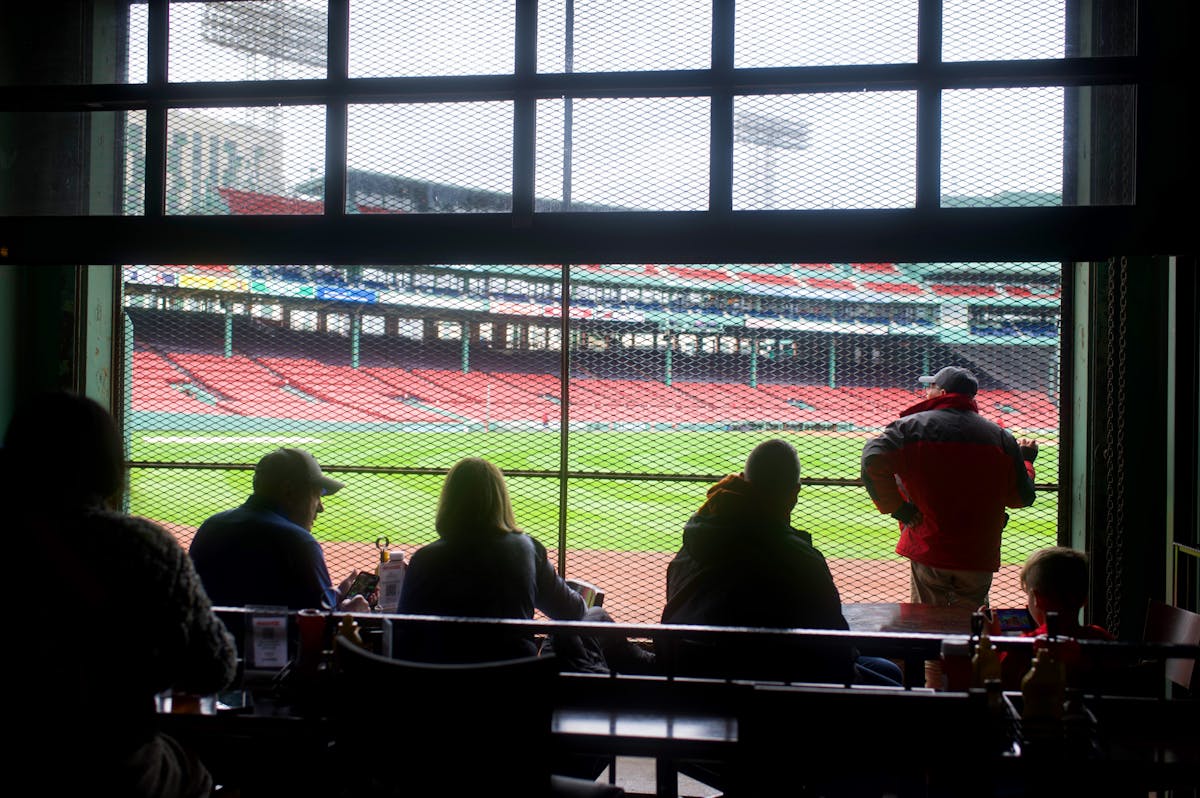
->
[211,605,1200,660]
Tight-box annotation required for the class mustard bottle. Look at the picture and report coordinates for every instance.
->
[336,613,364,648]
[972,626,1002,687]
[1020,648,1065,721]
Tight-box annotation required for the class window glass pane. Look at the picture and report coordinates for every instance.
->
[736,0,918,67]
[942,87,1063,207]
[733,93,916,210]
[536,97,710,211]
[169,1,327,82]
[346,102,513,213]
[128,2,149,84]
[165,106,326,215]
[943,0,1064,62]
[125,110,148,214]
[124,263,562,588]
[538,0,710,73]
[349,0,514,78]
[0,2,142,84]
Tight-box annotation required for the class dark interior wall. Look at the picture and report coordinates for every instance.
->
[0,1,93,215]
[0,2,126,422]
[1085,257,1173,636]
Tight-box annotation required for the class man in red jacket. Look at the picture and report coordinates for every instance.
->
[862,366,1038,610]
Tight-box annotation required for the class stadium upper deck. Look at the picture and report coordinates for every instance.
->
[125,257,1059,348]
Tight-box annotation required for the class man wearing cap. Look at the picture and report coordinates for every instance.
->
[861,367,1038,616]
[190,448,370,613]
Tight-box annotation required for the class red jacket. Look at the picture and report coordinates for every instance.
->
[861,393,1036,571]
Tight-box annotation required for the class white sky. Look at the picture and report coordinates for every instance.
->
[128,1,1067,208]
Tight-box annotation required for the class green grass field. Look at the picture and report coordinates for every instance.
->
[128,427,1059,565]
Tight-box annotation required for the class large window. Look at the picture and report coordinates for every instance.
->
[124,258,1061,620]
[5,1,1142,621]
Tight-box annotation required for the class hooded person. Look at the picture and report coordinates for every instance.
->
[660,439,860,684]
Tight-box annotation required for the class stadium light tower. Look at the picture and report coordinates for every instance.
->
[201,3,326,190]
[201,3,326,69]
[734,111,810,208]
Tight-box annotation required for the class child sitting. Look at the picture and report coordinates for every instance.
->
[995,546,1114,689]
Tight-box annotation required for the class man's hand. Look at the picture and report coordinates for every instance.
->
[336,568,359,601]
[891,501,922,526]
[339,594,371,612]
[1018,438,1038,463]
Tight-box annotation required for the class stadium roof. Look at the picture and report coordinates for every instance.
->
[293,169,630,214]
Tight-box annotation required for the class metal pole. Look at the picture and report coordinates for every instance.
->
[557,264,571,575]
[749,337,758,388]
[460,320,469,373]
[562,0,573,210]
[828,337,836,388]
[664,320,673,387]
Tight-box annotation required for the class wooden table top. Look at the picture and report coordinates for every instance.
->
[843,602,978,636]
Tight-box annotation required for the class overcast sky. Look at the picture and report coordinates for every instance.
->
[128,1,1066,208]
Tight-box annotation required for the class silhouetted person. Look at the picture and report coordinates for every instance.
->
[862,366,1037,687]
[397,457,587,663]
[861,367,1037,608]
[190,447,371,615]
[991,547,1114,689]
[662,439,898,685]
[8,392,236,797]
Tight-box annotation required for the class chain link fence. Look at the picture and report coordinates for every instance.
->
[124,260,1060,622]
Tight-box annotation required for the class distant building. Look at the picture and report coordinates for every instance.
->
[126,110,286,214]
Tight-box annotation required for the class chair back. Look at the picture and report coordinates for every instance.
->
[332,636,562,795]
[1143,599,1200,691]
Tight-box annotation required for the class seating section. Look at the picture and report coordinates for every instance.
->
[131,350,1059,430]
[861,281,924,295]
[982,389,1060,429]
[931,283,1000,297]
[568,377,711,423]
[130,350,217,413]
[259,358,451,423]
[217,188,323,215]
[672,381,816,424]
[168,352,388,422]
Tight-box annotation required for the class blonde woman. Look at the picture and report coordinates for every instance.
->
[397,457,587,662]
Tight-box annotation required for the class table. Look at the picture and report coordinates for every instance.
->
[158,688,736,798]
[844,601,977,636]
[843,602,978,687]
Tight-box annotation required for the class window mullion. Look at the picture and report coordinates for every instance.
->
[916,0,943,210]
[709,0,734,213]
[325,0,349,217]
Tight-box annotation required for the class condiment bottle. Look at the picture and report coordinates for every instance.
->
[972,626,1002,687]
[337,613,364,648]
[375,547,407,613]
[1020,648,1065,721]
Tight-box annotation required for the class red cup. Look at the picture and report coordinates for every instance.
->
[297,608,326,669]
[941,640,972,690]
